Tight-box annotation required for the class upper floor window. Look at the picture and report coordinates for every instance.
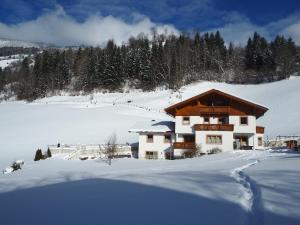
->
[218,117,226,124]
[240,116,248,125]
[146,134,154,143]
[204,117,210,124]
[164,134,171,143]
[182,116,190,125]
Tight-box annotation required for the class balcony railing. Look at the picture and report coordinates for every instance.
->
[176,106,234,116]
[194,124,234,131]
[198,106,231,114]
[256,126,265,134]
[173,142,196,149]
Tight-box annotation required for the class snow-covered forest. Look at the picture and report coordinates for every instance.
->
[0,31,299,101]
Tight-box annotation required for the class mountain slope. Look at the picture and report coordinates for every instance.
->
[0,38,51,48]
[1,76,299,164]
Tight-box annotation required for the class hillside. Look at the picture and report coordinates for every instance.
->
[1,76,300,165]
[0,76,300,225]
[0,75,300,225]
[0,38,50,48]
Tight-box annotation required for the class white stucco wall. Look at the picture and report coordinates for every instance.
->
[195,130,234,153]
[229,115,256,133]
[138,132,175,159]
[175,116,200,134]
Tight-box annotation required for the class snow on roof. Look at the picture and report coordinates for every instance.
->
[129,120,175,133]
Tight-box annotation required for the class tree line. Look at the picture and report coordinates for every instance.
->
[0,31,299,101]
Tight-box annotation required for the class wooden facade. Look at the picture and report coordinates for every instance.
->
[194,124,234,131]
[256,126,265,134]
[165,89,268,118]
[173,142,196,149]
[285,140,298,150]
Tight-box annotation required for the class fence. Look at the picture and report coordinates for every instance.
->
[48,144,133,160]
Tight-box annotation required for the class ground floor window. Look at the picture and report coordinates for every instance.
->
[206,135,222,144]
[258,137,263,146]
[145,151,158,159]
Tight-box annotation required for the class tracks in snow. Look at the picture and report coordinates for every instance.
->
[230,159,264,225]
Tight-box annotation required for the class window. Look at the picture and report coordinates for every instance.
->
[183,134,195,143]
[206,135,222,144]
[145,151,158,160]
[146,134,153,143]
[240,116,248,125]
[164,134,171,143]
[258,137,263,146]
[204,117,210,124]
[182,116,190,125]
[218,117,226,124]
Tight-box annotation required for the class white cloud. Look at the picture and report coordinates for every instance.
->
[207,12,300,46]
[0,5,179,46]
[281,21,300,44]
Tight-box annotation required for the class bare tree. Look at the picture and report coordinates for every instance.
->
[104,133,117,165]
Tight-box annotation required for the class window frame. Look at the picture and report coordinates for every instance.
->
[182,116,190,125]
[206,135,223,145]
[258,137,263,146]
[218,117,226,124]
[203,117,210,124]
[145,151,158,159]
[146,134,154,143]
[240,116,248,125]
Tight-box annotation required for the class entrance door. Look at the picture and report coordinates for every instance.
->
[145,151,158,159]
[234,136,249,149]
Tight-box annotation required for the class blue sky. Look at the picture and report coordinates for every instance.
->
[0,0,299,46]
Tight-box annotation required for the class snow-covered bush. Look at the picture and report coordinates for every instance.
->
[208,147,222,154]
[195,144,204,157]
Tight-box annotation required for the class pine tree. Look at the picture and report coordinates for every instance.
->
[47,148,52,158]
[34,149,43,161]
[0,67,4,91]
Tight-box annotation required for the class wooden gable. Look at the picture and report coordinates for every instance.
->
[164,89,268,118]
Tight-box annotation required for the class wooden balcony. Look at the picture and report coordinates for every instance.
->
[176,106,235,116]
[173,142,196,149]
[198,106,231,114]
[256,126,265,134]
[194,124,234,131]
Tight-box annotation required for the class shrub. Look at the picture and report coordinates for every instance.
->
[11,162,21,171]
[208,147,222,154]
[34,149,43,161]
[47,148,52,158]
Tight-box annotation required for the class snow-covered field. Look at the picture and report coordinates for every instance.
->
[0,54,27,69]
[0,77,300,225]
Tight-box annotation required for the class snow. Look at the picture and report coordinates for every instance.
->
[0,58,20,69]
[0,77,300,225]
[0,54,27,69]
[0,38,43,48]
[1,151,299,225]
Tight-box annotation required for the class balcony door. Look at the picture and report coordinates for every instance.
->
[183,134,195,143]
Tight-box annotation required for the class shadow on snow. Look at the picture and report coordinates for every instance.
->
[0,174,299,225]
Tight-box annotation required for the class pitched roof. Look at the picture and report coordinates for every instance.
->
[129,120,175,133]
[164,89,268,117]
